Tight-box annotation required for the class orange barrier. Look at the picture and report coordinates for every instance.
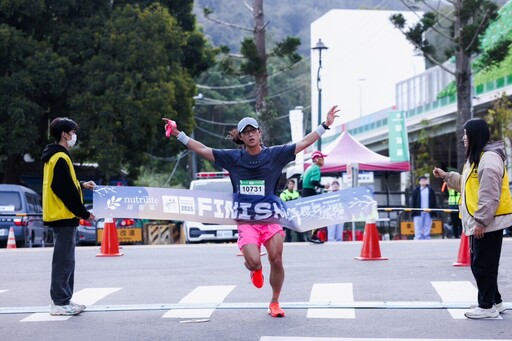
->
[453,233,470,267]
[7,227,16,249]
[96,218,123,257]
[354,220,388,261]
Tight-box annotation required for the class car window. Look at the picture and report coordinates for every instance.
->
[0,191,22,212]
[26,194,42,213]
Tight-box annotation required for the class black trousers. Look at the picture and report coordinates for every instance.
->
[470,229,503,309]
[51,226,77,305]
[449,205,462,238]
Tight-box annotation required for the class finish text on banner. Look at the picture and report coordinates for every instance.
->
[92,186,378,232]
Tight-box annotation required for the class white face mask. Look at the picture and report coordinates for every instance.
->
[67,133,77,148]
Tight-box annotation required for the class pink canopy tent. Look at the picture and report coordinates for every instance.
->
[306,131,410,173]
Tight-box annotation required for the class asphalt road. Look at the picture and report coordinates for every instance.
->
[1,238,511,341]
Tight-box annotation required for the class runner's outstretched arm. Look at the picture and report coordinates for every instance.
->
[295,105,340,154]
[162,118,215,161]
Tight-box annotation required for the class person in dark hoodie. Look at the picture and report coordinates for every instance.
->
[433,118,511,319]
[42,117,95,316]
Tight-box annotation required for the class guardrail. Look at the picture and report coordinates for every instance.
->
[376,207,458,240]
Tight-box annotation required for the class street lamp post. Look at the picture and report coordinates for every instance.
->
[358,78,366,118]
[312,38,328,151]
[191,93,203,177]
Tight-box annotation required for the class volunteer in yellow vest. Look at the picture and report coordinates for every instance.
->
[433,118,512,319]
[42,117,95,316]
[448,188,462,238]
[279,179,301,242]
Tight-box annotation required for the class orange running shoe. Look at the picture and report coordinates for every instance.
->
[268,302,285,317]
[250,268,264,288]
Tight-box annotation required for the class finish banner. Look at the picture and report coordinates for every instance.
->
[92,186,378,232]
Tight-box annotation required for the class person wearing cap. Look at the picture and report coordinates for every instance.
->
[411,175,437,240]
[162,104,340,318]
[301,150,330,243]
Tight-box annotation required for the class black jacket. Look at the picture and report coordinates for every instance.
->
[41,144,90,227]
[411,185,436,217]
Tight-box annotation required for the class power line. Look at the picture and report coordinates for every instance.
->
[195,125,230,139]
[195,57,310,91]
[195,115,238,126]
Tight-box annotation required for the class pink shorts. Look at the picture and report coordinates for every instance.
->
[237,224,284,249]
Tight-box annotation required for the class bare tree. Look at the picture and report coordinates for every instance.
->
[203,0,300,143]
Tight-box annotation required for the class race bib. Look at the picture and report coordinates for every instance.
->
[239,180,265,196]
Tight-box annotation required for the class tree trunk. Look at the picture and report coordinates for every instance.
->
[454,0,472,171]
[252,0,269,140]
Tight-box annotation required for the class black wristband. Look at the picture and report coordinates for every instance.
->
[321,122,330,130]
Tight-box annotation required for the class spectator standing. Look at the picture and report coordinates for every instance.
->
[302,151,330,243]
[411,175,437,240]
[280,179,303,242]
[327,180,343,241]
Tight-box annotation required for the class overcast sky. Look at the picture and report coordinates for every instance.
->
[310,9,425,131]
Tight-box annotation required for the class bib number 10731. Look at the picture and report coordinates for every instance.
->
[239,180,265,196]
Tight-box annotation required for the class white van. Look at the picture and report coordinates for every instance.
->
[184,173,238,243]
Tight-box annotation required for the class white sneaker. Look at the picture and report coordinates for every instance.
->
[495,302,506,313]
[70,301,86,312]
[50,304,82,316]
[464,306,499,319]
[470,302,506,313]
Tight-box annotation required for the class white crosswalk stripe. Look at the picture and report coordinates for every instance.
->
[431,281,502,320]
[162,285,235,319]
[2,281,508,322]
[307,283,355,319]
[20,287,122,322]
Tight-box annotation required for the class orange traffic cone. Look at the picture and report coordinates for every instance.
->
[453,233,470,267]
[7,227,16,249]
[96,218,123,257]
[354,220,388,261]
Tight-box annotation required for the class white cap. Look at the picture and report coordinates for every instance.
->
[237,117,259,132]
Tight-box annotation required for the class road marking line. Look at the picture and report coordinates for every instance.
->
[431,281,502,320]
[307,283,355,319]
[20,287,122,322]
[162,285,235,319]
[260,336,511,341]
[0,290,8,294]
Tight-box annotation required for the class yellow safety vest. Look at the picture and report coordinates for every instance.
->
[464,161,512,217]
[43,152,83,222]
[448,188,460,206]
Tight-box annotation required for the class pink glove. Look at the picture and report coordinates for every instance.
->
[162,118,177,138]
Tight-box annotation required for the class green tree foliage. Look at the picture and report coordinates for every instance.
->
[411,119,438,182]
[0,0,216,186]
[390,0,501,171]
[486,92,512,144]
[72,4,198,182]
